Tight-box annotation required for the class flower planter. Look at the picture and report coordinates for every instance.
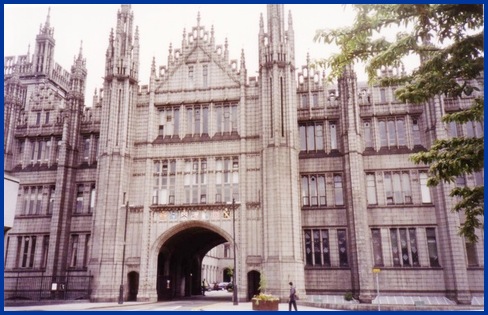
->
[252,298,279,311]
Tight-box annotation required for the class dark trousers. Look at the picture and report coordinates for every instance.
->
[289,300,297,311]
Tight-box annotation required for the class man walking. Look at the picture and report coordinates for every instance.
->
[288,282,298,311]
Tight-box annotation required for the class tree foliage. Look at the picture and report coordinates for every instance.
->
[314,4,483,243]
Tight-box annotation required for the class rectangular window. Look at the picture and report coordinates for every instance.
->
[312,93,318,108]
[299,126,306,151]
[83,235,90,268]
[203,65,208,87]
[334,175,344,206]
[36,112,41,125]
[76,185,84,213]
[70,234,79,267]
[188,65,194,80]
[426,228,440,267]
[330,122,337,150]
[83,137,90,160]
[304,230,313,265]
[41,236,49,268]
[390,228,420,267]
[379,121,387,147]
[449,121,458,138]
[380,88,386,103]
[37,141,44,161]
[173,108,180,136]
[45,111,50,124]
[301,175,326,207]
[419,172,432,203]
[371,228,384,266]
[412,119,421,146]
[35,186,42,214]
[315,124,324,150]
[90,185,96,213]
[337,229,349,267]
[21,236,37,268]
[301,176,309,206]
[366,173,377,205]
[465,241,478,266]
[301,94,308,108]
[364,121,373,148]
[304,229,330,266]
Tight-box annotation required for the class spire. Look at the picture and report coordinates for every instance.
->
[240,48,246,69]
[45,7,51,28]
[197,11,201,27]
[288,10,293,30]
[78,40,83,60]
[182,28,187,47]
[259,13,264,34]
[151,56,156,76]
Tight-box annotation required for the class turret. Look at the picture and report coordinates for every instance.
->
[32,7,55,75]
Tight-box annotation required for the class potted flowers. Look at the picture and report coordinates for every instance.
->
[252,293,280,311]
[251,274,279,311]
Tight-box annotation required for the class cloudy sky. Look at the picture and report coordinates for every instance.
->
[5,4,360,105]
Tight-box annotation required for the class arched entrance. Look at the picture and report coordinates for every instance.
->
[127,271,139,301]
[247,270,261,300]
[223,267,231,282]
[156,223,232,301]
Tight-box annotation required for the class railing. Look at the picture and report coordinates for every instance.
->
[4,273,93,301]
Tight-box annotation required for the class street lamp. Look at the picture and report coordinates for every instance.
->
[118,201,129,304]
[231,198,238,306]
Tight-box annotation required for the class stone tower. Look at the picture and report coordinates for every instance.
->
[89,4,140,301]
[258,5,305,297]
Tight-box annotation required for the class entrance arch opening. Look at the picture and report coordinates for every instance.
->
[156,224,232,301]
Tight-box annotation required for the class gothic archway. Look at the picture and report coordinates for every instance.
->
[153,221,233,301]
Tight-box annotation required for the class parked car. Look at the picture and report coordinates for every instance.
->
[216,282,231,291]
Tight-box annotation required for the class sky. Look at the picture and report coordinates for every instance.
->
[4,4,360,105]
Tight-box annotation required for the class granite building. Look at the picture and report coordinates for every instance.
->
[4,4,483,305]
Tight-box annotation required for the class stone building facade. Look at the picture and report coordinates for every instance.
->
[4,4,483,305]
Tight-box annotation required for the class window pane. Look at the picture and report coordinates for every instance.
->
[364,121,373,148]
[399,228,410,266]
[408,228,419,266]
[334,175,344,206]
[337,229,348,267]
[310,176,318,206]
[402,172,412,204]
[299,126,307,151]
[307,125,315,151]
[384,172,393,205]
[304,230,313,265]
[426,228,440,267]
[390,229,401,266]
[301,176,309,206]
[313,230,321,265]
[397,118,405,146]
[315,124,324,150]
[321,229,330,266]
[419,172,432,203]
[330,123,337,150]
[388,120,396,146]
[366,174,377,205]
[318,176,326,206]
[466,241,479,266]
[379,121,387,147]
[392,173,402,204]
[371,229,383,266]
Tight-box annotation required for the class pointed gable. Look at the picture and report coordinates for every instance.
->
[155,13,241,93]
